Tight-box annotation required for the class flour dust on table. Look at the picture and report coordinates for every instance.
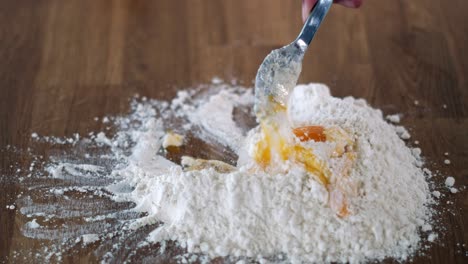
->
[8,82,459,263]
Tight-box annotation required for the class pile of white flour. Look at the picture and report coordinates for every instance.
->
[19,83,438,263]
[106,83,433,263]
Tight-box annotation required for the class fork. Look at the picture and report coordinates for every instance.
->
[254,0,333,119]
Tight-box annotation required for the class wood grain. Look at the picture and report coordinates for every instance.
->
[0,0,467,263]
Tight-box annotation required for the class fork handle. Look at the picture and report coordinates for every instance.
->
[296,0,333,48]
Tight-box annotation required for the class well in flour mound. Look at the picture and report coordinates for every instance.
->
[16,83,436,263]
[110,83,433,263]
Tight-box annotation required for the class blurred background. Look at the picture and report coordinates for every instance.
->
[1,0,467,263]
[1,0,467,131]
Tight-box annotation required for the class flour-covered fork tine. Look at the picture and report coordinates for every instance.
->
[254,0,333,119]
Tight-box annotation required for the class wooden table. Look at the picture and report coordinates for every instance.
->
[1,0,467,263]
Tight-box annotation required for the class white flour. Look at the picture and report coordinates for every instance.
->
[108,83,432,263]
[187,89,253,150]
[16,83,442,263]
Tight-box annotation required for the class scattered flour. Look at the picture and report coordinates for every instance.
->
[81,234,100,245]
[412,148,422,157]
[421,224,432,232]
[108,84,432,263]
[394,126,411,140]
[26,219,41,229]
[428,233,438,242]
[15,83,445,263]
[445,177,455,187]
[386,114,401,123]
[211,76,224,84]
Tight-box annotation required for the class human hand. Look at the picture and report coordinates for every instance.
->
[302,0,363,21]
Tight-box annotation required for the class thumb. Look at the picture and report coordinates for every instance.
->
[302,0,318,22]
[302,0,363,22]
[335,0,363,8]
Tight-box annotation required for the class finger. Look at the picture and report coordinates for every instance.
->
[302,0,363,22]
[334,0,363,8]
[302,0,318,22]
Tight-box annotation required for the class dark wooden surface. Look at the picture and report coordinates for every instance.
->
[1,0,467,263]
